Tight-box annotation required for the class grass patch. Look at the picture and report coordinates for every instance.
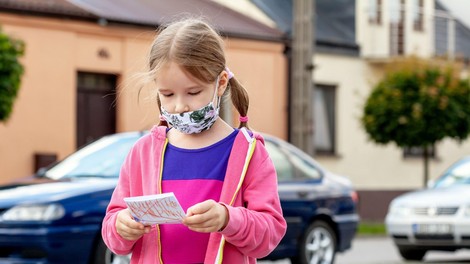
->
[357,222,386,236]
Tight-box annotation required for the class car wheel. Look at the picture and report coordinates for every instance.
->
[397,246,426,261]
[291,220,337,264]
[91,235,131,264]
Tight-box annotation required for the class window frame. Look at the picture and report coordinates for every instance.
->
[413,0,424,32]
[368,0,382,25]
[403,145,436,159]
[314,84,337,156]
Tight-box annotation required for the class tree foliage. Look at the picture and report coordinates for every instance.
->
[0,28,24,122]
[362,57,470,186]
[363,58,470,147]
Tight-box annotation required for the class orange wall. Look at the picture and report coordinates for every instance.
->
[0,13,287,183]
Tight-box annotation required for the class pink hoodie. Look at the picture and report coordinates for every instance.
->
[102,126,287,264]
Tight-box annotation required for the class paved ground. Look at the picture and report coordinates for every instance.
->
[259,236,470,264]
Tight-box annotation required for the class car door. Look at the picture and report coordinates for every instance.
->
[264,139,324,251]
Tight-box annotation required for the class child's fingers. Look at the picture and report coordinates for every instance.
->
[186,200,214,217]
[183,200,228,232]
[118,209,144,228]
[184,212,210,225]
[116,209,150,240]
[117,222,149,240]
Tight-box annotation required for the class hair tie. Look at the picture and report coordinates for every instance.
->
[159,115,166,121]
[239,116,249,123]
[225,67,234,80]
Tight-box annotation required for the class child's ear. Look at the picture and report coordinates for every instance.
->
[217,71,229,96]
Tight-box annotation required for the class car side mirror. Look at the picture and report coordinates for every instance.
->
[36,167,48,178]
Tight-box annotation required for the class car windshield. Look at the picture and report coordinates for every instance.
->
[433,158,470,188]
[45,134,141,180]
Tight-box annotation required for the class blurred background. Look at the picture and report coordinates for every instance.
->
[2,0,469,223]
[0,0,470,263]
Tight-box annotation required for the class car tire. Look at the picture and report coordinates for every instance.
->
[397,246,426,261]
[291,220,337,264]
[91,234,131,264]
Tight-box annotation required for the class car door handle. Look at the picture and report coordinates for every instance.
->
[297,191,309,198]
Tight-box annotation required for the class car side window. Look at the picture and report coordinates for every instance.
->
[288,150,322,180]
[265,141,295,181]
[277,141,322,180]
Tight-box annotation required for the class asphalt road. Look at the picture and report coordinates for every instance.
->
[259,236,470,264]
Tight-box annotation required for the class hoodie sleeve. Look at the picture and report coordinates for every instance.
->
[101,148,138,255]
[219,137,287,258]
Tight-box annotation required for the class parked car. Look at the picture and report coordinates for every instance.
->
[0,131,358,264]
[386,156,470,261]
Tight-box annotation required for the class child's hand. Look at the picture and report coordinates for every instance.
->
[183,200,229,233]
[116,208,151,241]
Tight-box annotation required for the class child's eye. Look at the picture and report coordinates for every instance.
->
[160,93,173,97]
[189,91,201,96]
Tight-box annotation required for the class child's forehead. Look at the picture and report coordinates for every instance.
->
[156,62,209,88]
[158,61,187,75]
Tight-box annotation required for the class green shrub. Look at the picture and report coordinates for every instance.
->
[0,28,24,122]
[357,222,386,236]
[362,57,470,185]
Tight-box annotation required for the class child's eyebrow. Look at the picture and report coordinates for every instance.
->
[187,86,203,91]
[157,88,172,93]
[158,86,203,92]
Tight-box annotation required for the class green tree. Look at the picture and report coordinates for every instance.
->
[0,28,24,122]
[362,58,470,187]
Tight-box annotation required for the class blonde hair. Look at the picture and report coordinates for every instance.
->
[147,18,250,128]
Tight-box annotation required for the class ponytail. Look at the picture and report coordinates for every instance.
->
[228,77,250,129]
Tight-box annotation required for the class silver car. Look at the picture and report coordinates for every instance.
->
[385,156,470,261]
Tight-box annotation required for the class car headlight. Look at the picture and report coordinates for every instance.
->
[389,205,412,217]
[1,204,65,221]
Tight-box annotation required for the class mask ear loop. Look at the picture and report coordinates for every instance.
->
[213,75,221,109]
[216,68,233,109]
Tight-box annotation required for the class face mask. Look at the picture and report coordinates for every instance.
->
[160,77,221,134]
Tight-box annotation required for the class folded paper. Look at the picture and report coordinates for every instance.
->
[124,192,185,225]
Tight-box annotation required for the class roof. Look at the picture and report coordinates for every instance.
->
[250,0,359,56]
[435,1,470,59]
[0,0,94,18]
[0,0,286,42]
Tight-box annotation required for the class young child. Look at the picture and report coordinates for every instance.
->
[102,17,286,264]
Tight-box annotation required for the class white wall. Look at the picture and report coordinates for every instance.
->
[356,0,435,58]
[404,0,435,57]
[356,0,390,57]
[313,53,470,190]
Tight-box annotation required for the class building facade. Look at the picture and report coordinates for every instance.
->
[0,0,288,183]
[1,0,469,221]
[252,0,470,220]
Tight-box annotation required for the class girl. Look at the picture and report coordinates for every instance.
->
[102,17,286,264]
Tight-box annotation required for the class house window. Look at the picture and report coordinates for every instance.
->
[389,0,403,23]
[314,84,336,155]
[369,0,382,25]
[413,0,424,31]
[390,0,406,55]
[404,145,436,158]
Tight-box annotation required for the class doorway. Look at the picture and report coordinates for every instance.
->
[76,72,117,148]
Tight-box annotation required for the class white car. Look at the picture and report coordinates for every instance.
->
[385,156,470,261]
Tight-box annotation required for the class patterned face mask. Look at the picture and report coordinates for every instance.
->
[160,77,221,134]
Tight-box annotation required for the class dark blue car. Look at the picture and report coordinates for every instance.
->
[0,131,358,264]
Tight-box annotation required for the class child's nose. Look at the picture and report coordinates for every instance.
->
[174,101,189,113]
